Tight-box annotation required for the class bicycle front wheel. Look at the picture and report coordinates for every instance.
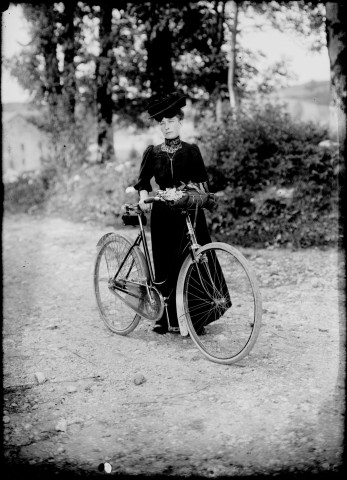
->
[177,242,262,364]
[94,233,148,335]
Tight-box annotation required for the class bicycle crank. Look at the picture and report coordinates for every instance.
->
[110,280,164,322]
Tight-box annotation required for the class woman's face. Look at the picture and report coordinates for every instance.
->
[159,116,181,139]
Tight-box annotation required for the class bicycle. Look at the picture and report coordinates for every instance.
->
[93,194,262,365]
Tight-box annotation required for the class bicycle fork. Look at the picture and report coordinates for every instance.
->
[185,213,218,302]
[185,212,200,255]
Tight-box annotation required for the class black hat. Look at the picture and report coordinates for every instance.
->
[147,92,186,121]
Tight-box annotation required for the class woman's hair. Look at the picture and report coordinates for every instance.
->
[157,109,184,123]
[176,109,184,121]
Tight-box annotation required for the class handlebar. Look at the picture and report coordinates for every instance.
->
[143,197,160,204]
[125,190,214,215]
[123,197,159,214]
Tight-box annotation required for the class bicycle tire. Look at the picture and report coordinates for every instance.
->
[94,233,149,335]
[176,242,262,365]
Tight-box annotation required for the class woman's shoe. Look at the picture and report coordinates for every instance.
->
[196,327,206,336]
[152,324,168,334]
[168,326,180,334]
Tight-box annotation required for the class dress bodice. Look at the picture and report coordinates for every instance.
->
[134,141,208,192]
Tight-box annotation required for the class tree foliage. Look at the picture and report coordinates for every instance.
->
[7,0,327,125]
[254,1,326,52]
[3,1,345,251]
[198,100,338,247]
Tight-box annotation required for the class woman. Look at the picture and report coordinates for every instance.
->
[134,91,217,335]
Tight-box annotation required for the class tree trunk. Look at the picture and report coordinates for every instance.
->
[325,1,347,405]
[213,0,226,53]
[145,6,175,97]
[96,3,115,163]
[62,1,77,121]
[326,3,347,138]
[214,1,227,122]
[39,5,62,115]
[227,0,239,118]
[325,2,347,242]
[216,95,223,122]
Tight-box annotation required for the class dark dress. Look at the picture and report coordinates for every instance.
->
[134,140,217,330]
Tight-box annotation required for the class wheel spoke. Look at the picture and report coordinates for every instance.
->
[181,244,261,364]
[94,235,144,335]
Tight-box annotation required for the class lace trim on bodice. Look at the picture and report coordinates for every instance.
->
[161,136,182,154]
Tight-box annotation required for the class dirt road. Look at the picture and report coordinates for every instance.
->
[2,214,344,478]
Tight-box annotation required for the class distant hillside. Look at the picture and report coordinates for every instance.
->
[274,80,331,106]
[3,102,33,112]
[268,80,334,129]
[2,102,42,121]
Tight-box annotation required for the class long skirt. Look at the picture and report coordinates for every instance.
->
[150,202,230,330]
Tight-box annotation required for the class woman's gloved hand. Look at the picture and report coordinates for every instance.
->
[139,190,152,213]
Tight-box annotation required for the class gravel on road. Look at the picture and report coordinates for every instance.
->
[2,214,345,478]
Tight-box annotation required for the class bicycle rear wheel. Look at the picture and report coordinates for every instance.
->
[177,242,262,364]
[94,233,148,335]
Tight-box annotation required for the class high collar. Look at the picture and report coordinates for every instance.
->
[164,136,181,146]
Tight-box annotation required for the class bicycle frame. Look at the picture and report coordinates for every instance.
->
[112,212,155,285]
[115,205,200,285]
[179,208,219,301]
[112,203,216,310]
[95,199,262,363]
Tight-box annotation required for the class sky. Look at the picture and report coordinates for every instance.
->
[2,5,32,103]
[1,4,331,104]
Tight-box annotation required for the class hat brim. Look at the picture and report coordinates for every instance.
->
[148,94,186,120]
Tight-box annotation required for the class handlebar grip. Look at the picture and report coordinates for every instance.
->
[143,197,159,204]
